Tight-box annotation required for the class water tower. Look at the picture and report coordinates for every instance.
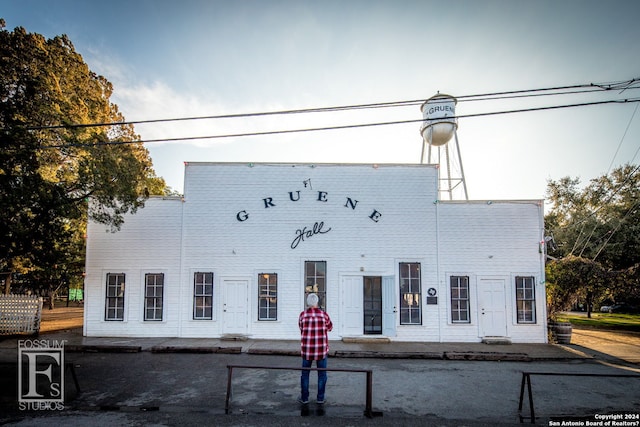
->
[420,93,468,200]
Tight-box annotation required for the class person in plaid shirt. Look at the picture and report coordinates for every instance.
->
[298,293,333,404]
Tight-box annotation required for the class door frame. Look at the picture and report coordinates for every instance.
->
[477,276,508,338]
[382,276,397,337]
[340,275,363,337]
[221,277,250,335]
[340,273,396,337]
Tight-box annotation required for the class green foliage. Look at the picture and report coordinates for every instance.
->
[546,256,606,319]
[556,312,640,333]
[545,165,640,315]
[545,164,640,270]
[0,24,166,293]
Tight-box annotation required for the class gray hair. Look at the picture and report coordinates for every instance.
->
[306,293,319,307]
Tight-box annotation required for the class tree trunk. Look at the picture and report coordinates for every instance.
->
[48,290,55,310]
[3,273,11,295]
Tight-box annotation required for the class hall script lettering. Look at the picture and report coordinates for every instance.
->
[236,189,381,250]
[290,221,332,250]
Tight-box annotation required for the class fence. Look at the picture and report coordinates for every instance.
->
[0,295,43,335]
[225,364,381,418]
[518,371,640,423]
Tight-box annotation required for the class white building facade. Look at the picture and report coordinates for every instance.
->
[84,163,547,343]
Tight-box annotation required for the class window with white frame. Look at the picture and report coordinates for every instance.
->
[105,273,125,321]
[399,262,422,325]
[144,273,164,321]
[193,272,213,320]
[258,273,278,320]
[450,276,470,323]
[304,261,326,310]
[515,276,536,323]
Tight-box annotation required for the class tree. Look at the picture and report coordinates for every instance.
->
[546,256,606,319]
[545,164,640,312]
[0,22,166,296]
[545,164,640,270]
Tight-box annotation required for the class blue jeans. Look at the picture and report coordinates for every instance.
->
[300,357,327,402]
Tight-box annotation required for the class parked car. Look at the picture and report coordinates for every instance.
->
[608,303,638,314]
[600,305,612,312]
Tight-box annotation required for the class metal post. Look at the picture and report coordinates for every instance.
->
[365,370,373,418]
[518,372,526,412]
[225,366,233,414]
[65,363,81,394]
[453,132,468,200]
[526,374,535,424]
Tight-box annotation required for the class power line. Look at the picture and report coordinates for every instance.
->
[14,77,640,132]
[564,163,640,257]
[574,101,640,256]
[592,198,640,262]
[40,97,640,149]
[575,98,640,255]
[607,101,640,172]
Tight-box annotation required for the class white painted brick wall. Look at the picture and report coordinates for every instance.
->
[180,163,439,341]
[84,163,546,343]
[435,201,546,342]
[84,197,183,337]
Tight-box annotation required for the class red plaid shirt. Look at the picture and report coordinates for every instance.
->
[299,307,333,360]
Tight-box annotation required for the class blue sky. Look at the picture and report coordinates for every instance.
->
[3,0,640,203]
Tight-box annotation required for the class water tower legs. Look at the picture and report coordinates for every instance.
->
[421,131,468,201]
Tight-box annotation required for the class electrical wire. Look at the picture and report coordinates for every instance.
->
[5,74,638,260]
[11,77,640,133]
[573,100,640,256]
[564,163,640,257]
[39,97,640,149]
[592,198,640,262]
[607,101,640,172]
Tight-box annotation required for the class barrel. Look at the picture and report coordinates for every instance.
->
[554,322,573,344]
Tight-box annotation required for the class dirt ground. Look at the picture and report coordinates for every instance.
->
[40,305,84,333]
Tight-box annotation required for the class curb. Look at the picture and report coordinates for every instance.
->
[247,348,299,356]
[56,344,584,362]
[443,351,530,362]
[334,351,444,359]
[65,345,142,353]
[151,346,242,354]
[45,344,594,362]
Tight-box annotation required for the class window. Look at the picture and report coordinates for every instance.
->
[450,276,470,323]
[105,273,125,321]
[193,272,213,320]
[399,263,421,325]
[515,276,536,323]
[258,273,278,320]
[304,261,326,310]
[144,273,164,321]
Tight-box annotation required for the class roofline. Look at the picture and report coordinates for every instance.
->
[147,195,184,200]
[437,199,544,205]
[183,161,438,168]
